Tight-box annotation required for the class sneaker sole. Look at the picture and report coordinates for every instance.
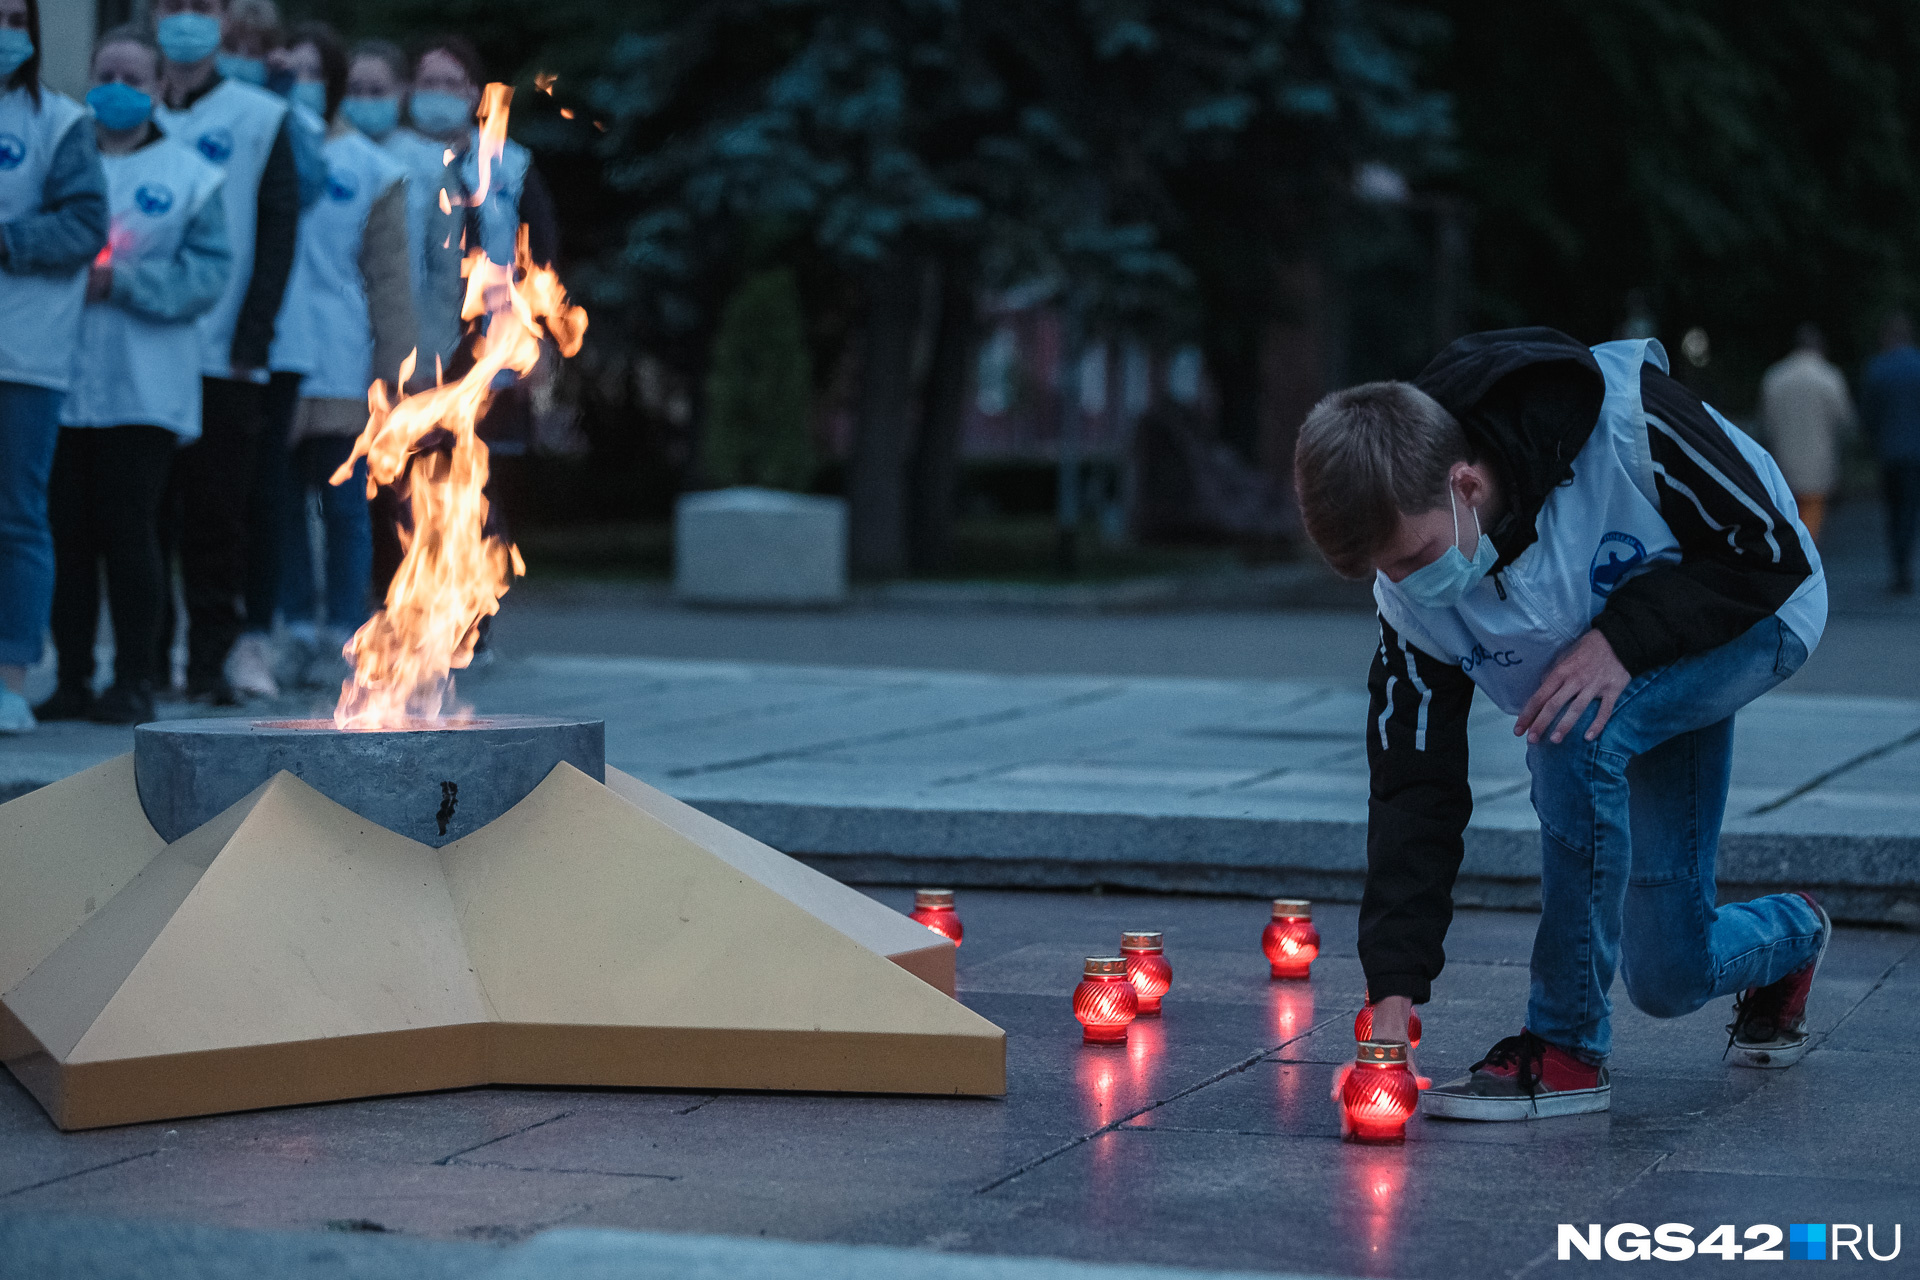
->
[1420,1084,1611,1122]
[1728,1038,1812,1070]
[1730,898,1831,1071]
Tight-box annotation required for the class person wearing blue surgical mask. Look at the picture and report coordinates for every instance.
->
[150,0,301,704]
[0,0,109,732]
[341,40,404,143]
[40,29,229,726]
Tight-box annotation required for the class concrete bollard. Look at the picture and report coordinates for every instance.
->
[674,487,849,606]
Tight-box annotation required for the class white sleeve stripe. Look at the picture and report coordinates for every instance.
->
[1397,634,1431,751]
[1377,675,1397,752]
[1652,461,1739,552]
[1647,413,1783,562]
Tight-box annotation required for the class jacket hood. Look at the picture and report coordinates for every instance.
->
[1412,327,1606,567]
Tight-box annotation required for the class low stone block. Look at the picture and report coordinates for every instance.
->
[675,487,848,606]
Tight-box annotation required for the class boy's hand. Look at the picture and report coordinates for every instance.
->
[1515,629,1629,745]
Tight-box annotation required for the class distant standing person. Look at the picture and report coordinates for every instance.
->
[151,0,300,702]
[0,0,108,733]
[1861,312,1920,593]
[265,21,415,690]
[1757,324,1853,544]
[41,28,229,726]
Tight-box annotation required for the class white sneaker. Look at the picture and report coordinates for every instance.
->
[0,687,37,734]
[224,632,280,700]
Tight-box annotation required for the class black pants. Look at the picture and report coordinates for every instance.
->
[242,370,303,634]
[1884,461,1920,588]
[157,377,261,689]
[49,425,176,691]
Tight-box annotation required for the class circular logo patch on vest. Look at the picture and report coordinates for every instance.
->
[134,183,175,217]
[326,169,359,202]
[1590,531,1647,598]
[195,129,234,164]
[0,134,25,170]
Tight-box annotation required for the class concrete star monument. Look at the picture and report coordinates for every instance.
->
[0,723,1003,1132]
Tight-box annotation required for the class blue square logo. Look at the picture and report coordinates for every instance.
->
[1790,1224,1827,1261]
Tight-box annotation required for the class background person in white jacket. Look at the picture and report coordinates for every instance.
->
[0,0,107,733]
[39,28,228,727]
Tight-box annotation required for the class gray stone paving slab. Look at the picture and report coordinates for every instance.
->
[2,890,1913,1280]
[3,655,1920,921]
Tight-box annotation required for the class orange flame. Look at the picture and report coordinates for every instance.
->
[329,87,586,730]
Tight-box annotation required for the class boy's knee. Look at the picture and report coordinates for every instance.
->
[1622,957,1712,1020]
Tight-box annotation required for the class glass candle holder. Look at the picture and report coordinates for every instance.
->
[1073,956,1139,1044]
[1120,931,1172,1015]
[909,888,963,946]
[1354,1003,1422,1048]
[1342,1040,1420,1144]
[1261,899,1320,979]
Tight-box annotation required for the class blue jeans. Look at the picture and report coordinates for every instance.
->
[1526,617,1826,1062]
[0,381,63,666]
[277,437,372,632]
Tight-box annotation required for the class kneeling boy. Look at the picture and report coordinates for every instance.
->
[1295,328,1830,1120]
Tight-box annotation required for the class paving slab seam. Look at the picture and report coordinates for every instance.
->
[972,1008,1350,1195]
[1802,938,1920,1050]
[1747,722,1920,815]
[1507,1150,1672,1279]
[449,1160,678,1180]
[0,1151,159,1200]
[664,684,1131,779]
[432,1111,575,1167]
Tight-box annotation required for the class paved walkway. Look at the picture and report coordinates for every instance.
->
[4,891,1914,1278]
[5,654,1918,921]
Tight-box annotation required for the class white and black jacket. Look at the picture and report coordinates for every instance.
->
[1360,329,1825,1004]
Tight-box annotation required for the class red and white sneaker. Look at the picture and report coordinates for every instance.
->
[1727,892,1831,1069]
[1421,1029,1611,1121]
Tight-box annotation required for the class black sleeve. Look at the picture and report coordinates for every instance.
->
[1589,367,1814,675]
[517,163,559,269]
[1358,617,1477,1006]
[229,119,301,370]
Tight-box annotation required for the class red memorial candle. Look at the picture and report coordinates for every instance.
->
[909,888,963,946]
[1341,1040,1420,1144]
[1074,956,1139,1044]
[1261,899,1320,979]
[1120,931,1172,1015]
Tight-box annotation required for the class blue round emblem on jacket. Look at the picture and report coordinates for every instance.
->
[0,134,25,170]
[195,129,234,164]
[1590,531,1647,598]
[134,184,175,216]
[326,169,359,202]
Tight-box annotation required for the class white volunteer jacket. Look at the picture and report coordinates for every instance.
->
[156,78,288,377]
[1375,338,1828,716]
[61,137,226,439]
[0,85,90,391]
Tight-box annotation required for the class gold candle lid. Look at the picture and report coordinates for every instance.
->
[914,889,955,908]
[1271,898,1313,919]
[1083,956,1128,977]
[1356,1040,1408,1065]
[1120,931,1164,952]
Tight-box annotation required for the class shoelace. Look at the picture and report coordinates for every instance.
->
[1470,1029,1549,1098]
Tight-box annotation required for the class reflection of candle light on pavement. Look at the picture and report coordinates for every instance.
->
[1271,984,1315,1041]
[1347,1150,1406,1268]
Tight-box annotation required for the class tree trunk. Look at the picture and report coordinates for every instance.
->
[908,253,979,574]
[848,254,929,578]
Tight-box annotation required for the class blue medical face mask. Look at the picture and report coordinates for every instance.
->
[156,13,223,65]
[87,80,154,132]
[340,95,398,140]
[1396,485,1498,610]
[290,79,326,116]
[0,27,34,79]
[215,53,267,85]
[408,89,472,136]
